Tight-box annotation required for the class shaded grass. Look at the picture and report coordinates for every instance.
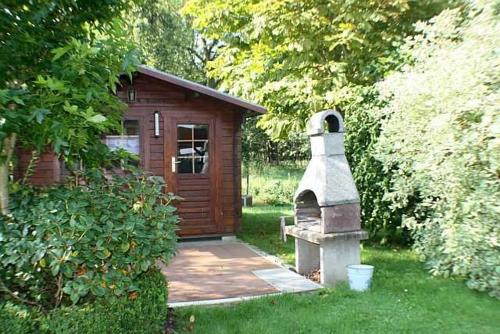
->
[236,205,295,264]
[176,205,500,334]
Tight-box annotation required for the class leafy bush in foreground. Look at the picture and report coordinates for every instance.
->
[376,3,500,297]
[0,302,37,333]
[0,269,168,334]
[0,170,179,310]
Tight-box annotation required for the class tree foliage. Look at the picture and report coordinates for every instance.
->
[242,117,309,166]
[0,0,138,212]
[8,36,135,166]
[375,3,500,296]
[0,0,137,162]
[128,0,218,85]
[0,1,130,86]
[182,0,455,136]
[183,0,457,244]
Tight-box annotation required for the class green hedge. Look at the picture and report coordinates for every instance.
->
[0,269,168,334]
[0,302,37,333]
[1,170,178,309]
[374,4,500,296]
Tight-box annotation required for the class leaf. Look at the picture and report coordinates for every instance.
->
[120,242,130,253]
[52,45,72,61]
[46,77,67,91]
[12,95,25,105]
[70,292,80,304]
[128,291,139,300]
[51,263,60,276]
[53,137,69,153]
[94,285,106,297]
[30,108,50,124]
[103,249,111,258]
[140,260,150,272]
[32,249,46,263]
[62,103,79,114]
[87,114,107,123]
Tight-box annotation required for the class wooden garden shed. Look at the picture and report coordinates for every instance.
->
[16,65,266,237]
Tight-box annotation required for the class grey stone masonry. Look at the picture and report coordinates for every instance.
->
[295,238,320,275]
[285,109,367,286]
[294,109,360,209]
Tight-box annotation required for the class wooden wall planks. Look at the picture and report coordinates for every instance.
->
[14,72,246,237]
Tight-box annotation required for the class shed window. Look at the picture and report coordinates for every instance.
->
[177,124,209,174]
[104,120,140,155]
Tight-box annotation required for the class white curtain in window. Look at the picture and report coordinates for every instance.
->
[105,135,140,154]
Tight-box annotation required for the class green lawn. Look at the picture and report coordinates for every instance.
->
[175,205,500,334]
[243,163,305,205]
[237,205,295,264]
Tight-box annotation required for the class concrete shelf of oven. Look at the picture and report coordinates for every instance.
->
[283,222,368,245]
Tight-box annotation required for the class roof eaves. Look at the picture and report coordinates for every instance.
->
[137,65,266,114]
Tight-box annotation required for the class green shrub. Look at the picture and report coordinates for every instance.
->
[375,4,500,297]
[0,269,168,334]
[246,163,303,206]
[39,269,168,334]
[256,180,297,206]
[0,170,179,310]
[343,87,409,245]
[0,302,37,334]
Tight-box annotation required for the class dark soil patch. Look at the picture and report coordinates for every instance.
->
[164,307,176,334]
[305,269,321,283]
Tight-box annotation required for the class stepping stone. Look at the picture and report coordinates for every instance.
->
[253,268,322,293]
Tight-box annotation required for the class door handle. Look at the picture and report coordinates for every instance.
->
[171,157,181,173]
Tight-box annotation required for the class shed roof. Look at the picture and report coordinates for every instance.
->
[137,65,266,114]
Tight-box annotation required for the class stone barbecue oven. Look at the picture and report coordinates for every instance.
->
[284,109,367,285]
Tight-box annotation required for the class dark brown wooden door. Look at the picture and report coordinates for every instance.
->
[164,113,219,236]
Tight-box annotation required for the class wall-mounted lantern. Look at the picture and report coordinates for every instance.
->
[127,86,136,102]
[154,111,160,137]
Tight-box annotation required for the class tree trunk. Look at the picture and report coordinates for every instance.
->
[0,133,16,215]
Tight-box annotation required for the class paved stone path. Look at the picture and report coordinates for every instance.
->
[160,239,321,307]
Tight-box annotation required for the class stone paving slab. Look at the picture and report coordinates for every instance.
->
[253,268,322,292]
[159,239,321,307]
